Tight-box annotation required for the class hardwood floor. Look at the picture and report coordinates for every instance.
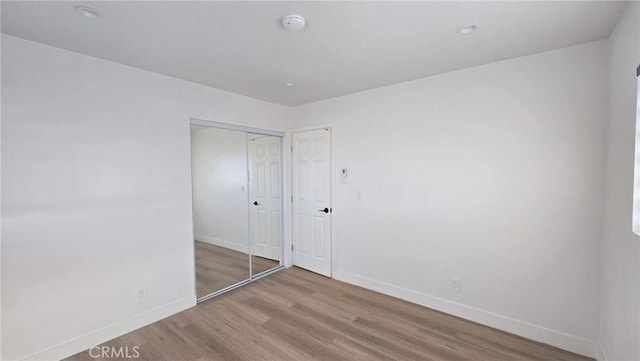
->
[195,241,279,297]
[67,267,593,361]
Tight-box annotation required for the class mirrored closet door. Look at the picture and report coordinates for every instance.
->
[190,120,283,302]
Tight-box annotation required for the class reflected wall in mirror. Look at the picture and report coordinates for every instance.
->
[248,134,282,276]
[191,125,250,298]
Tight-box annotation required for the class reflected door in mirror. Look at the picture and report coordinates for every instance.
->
[249,134,282,275]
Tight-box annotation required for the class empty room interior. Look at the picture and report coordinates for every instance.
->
[1,1,640,361]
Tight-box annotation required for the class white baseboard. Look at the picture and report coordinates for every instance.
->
[334,270,598,358]
[20,295,196,361]
[195,234,249,254]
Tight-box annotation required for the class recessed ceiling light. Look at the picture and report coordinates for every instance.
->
[282,15,306,31]
[457,25,477,34]
[75,6,100,19]
[285,81,295,87]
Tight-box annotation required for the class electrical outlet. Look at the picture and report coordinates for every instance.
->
[135,287,148,302]
[450,278,461,293]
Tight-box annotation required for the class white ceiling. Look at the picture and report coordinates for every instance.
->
[1,1,627,106]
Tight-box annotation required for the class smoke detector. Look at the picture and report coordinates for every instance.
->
[457,25,478,34]
[75,6,100,19]
[282,15,306,31]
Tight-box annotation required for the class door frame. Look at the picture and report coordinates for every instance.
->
[289,124,335,278]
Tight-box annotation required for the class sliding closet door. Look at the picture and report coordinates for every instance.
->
[190,120,284,301]
[191,125,250,298]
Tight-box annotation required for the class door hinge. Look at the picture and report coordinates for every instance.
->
[291,195,293,203]
[291,145,293,153]
[291,244,294,252]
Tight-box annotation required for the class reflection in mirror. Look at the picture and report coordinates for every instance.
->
[191,125,250,298]
[248,134,282,276]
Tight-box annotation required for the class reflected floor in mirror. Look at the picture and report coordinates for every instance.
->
[252,255,280,276]
[195,241,250,297]
[195,241,278,298]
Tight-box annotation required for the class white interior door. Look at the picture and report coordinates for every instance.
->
[292,128,332,277]
[248,134,281,261]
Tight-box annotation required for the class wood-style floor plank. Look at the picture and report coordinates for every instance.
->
[66,267,593,361]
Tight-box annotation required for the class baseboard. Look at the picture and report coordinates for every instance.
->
[19,295,196,361]
[334,270,599,358]
[195,234,249,254]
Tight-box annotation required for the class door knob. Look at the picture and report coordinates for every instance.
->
[253,201,259,206]
[318,207,329,213]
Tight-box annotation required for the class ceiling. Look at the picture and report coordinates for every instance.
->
[1,1,627,106]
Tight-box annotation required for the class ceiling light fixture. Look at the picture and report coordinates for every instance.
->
[457,25,477,34]
[285,81,295,87]
[75,6,100,19]
[282,15,306,31]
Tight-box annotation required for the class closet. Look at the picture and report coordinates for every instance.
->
[190,119,284,301]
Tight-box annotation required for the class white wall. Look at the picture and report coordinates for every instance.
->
[600,3,640,361]
[191,127,249,253]
[293,40,609,356]
[0,35,289,361]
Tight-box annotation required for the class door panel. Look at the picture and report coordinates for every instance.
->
[292,128,332,277]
